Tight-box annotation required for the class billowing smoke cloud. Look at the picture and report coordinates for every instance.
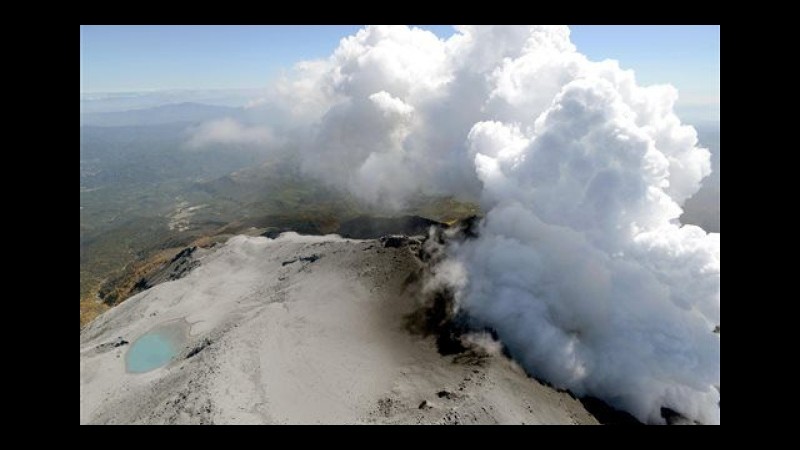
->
[450,92,720,422]
[267,25,720,424]
[185,118,279,149]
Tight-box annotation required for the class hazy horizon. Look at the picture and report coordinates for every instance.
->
[80,25,719,123]
[81,25,720,425]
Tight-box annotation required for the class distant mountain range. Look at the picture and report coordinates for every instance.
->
[80,88,265,113]
[80,102,242,127]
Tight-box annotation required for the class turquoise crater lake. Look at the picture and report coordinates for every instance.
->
[125,321,188,373]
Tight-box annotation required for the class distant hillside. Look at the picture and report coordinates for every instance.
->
[80,142,479,327]
[80,102,240,127]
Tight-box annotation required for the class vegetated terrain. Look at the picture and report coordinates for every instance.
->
[80,120,479,327]
[80,122,272,325]
[79,108,716,329]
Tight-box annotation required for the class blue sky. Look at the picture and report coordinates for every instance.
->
[80,25,719,120]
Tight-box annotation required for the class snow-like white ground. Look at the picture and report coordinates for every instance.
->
[80,233,597,424]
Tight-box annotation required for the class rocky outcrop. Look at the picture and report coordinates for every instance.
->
[98,245,206,307]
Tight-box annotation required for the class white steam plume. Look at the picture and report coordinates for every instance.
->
[185,118,279,149]
[268,25,720,424]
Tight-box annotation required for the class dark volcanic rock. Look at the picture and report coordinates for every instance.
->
[381,235,410,248]
[579,397,643,425]
[459,215,482,239]
[300,254,320,263]
[171,246,197,263]
[147,247,201,288]
[94,336,129,354]
[133,277,151,292]
[447,215,482,240]
[111,245,203,304]
[283,254,320,266]
[186,338,212,359]
[338,215,443,239]
[661,407,699,425]
[261,228,292,239]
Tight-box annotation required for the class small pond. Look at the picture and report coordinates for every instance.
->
[125,321,188,374]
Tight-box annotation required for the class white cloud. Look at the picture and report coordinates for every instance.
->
[449,75,718,423]
[259,25,719,424]
[185,118,279,149]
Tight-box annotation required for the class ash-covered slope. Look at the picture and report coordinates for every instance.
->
[79,233,597,425]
